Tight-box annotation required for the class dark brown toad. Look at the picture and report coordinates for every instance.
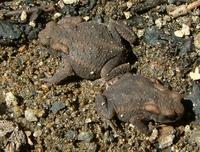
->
[95,73,184,134]
[38,16,137,84]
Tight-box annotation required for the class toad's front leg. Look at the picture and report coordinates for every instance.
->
[44,57,75,84]
[129,114,151,135]
[95,95,119,130]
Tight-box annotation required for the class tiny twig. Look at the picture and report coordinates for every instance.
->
[168,0,200,18]
[0,5,55,17]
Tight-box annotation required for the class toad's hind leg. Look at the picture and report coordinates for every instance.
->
[44,57,75,84]
[101,56,131,81]
[129,115,151,135]
[108,21,137,45]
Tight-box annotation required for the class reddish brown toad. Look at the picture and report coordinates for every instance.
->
[95,73,184,134]
[38,16,137,84]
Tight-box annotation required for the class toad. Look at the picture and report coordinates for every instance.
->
[38,16,137,84]
[95,73,184,134]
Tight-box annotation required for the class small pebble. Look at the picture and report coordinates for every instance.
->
[144,26,166,45]
[0,20,23,45]
[168,0,176,4]
[174,24,190,37]
[5,92,18,107]
[174,30,184,37]
[182,24,190,36]
[20,11,27,21]
[188,130,200,146]
[29,21,36,27]
[63,0,79,4]
[163,15,171,22]
[179,38,193,56]
[194,32,200,49]
[103,130,115,144]
[157,126,176,149]
[184,125,191,133]
[126,2,133,9]
[65,129,77,140]
[52,13,62,20]
[33,130,42,137]
[78,131,94,142]
[58,0,65,8]
[9,130,27,151]
[189,67,200,80]
[149,128,159,142]
[137,29,145,38]
[25,109,38,122]
[88,143,98,152]
[0,120,15,137]
[124,11,132,19]
[83,16,90,21]
[50,102,66,113]
[85,118,92,124]
[155,18,162,29]
[25,131,34,145]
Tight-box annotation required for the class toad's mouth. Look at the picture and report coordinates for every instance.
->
[149,113,183,124]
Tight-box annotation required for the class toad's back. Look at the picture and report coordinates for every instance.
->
[103,73,167,118]
[67,22,129,79]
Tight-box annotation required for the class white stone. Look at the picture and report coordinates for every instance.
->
[33,130,42,137]
[5,92,18,106]
[155,18,162,29]
[83,16,90,21]
[137,29,145,38]
[126,2,133,9]
[29,21,36,27]
[181,24,190,36]
[20,11,27,21]
[189,67,200,80]
[52,12,62,20]
[63,0,79,4]
[124,11,132,19]
[25,109,38,122]
[194,32,200,49]
[58,0,65,8]
[184,125,191,133]
[90,71,94,75]
[159,134,175,149]
[174,30,184,37]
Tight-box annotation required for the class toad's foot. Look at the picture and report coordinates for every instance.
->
[44,58,74,84]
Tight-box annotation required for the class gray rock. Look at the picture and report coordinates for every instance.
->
[65,129,77,140]
[0,20,23,45]
[179,38,193,56]
[188,130,200,147]
[78,131,94,142]
[184,82,200,119]
[144,26,168,45]
[50,102,66,113]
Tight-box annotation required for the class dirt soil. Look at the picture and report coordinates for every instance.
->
[0,0,200,151]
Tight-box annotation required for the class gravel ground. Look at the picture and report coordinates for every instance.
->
[0,0,200,151]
